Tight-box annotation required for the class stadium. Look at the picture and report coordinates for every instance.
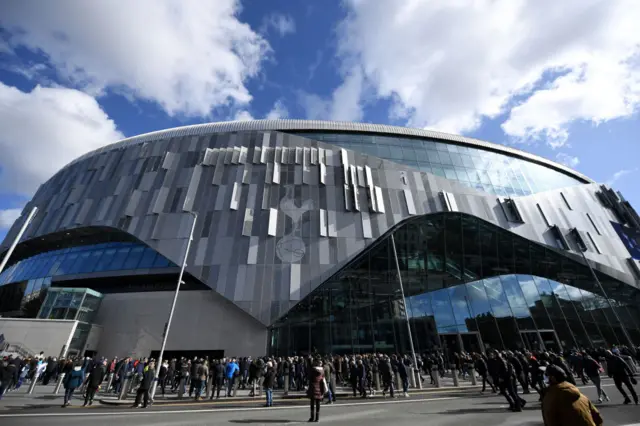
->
[1,120,640,359]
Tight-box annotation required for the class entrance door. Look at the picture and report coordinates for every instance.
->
[520,331,543,352]
[539,330,562,352]
[460,332,484,354]
[439,333,461,365]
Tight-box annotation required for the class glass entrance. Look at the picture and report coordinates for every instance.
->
[539,330,562,352]
[520,331,543,352]
[460,332,484,353]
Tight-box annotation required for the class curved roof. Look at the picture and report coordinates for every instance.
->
[64,119,593,183]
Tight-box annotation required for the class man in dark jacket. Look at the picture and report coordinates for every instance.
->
[84,360,107,406]
[494,351,526,412]
[210,360,225,400]
[606,349,638,404]
[380,356,395,398]
[133,361,155,408]
[474,353,495,392]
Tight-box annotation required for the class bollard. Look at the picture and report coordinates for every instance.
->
[409,367,416,388]
[105,373,114,394]
[284,374,289,395]
[395,372,402,391]
[415,369,423,390]
[469,367,477,386]
[252,379,257,397]
[118,374,130,400]
[375,372,381,391]
[452,369,459,387]
[27,371,40,395]
[206,378,212,399]
[432,367,441,388]
[53,373,65,394]
[177,377,186,399]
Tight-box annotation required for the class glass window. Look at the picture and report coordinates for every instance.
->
[80,250,103,273]
[444,167,458,180]
[438,151,453,165]
[94,248,117,272]
[446,144,459,153]
[427,150,440,163]
[123,246,145,270]
[106,247,131,271]
[152,255,171,268]
[450,153,464,167]
[415,149,429,162]
[69,252,90,274]
[388,147,403,160]
[455,168,470,182]
[401,147,416,160]
[430,288,457,333]
[461,154,474,168]
[137,249,158,268]
[431,167,445,177]
[57,253,78,276]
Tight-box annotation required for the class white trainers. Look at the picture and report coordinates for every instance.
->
[404,392,409,398]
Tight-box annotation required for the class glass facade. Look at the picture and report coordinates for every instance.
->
[293,132,582,196]
[37,287,104,353]
[0,242,175,288]
[269,213,640,356]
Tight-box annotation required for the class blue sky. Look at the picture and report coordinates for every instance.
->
[0,0,639,242]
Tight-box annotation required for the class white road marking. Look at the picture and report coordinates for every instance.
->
[0,396,461,418]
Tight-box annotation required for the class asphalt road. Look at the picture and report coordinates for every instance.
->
[1,384,640,426]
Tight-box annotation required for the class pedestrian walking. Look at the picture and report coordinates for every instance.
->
[583,353,609,403]
[542,365,603,426]
[83,360,107,406]
[606,349,638,404]
[62,362,85,407]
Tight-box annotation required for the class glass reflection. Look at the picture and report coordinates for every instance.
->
[270,213,640,356]
[293,132,584,196]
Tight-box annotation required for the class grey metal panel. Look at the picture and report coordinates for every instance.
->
[242,208,254,236]
[273,162,281,184]
[125,190,143,217]
[290,264,301,301]
[7,127,638,332]
[183,165,203,212]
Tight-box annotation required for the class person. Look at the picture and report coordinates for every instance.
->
[307,359,326,422]
[0,359,13,399]
[606,349,638,404]
[542,365,603,426]
[62,362,85,407]
[84,359,107,406]
[380,356,395,398]
[225,358,239,397]
[158,360,169,397]
[474,353,495,393]
[494,351,526,412]
[195,359,208,400]
[133,360,155,408]
[583,353,609,403]
[263,361,276,407]
[211,359,225,400]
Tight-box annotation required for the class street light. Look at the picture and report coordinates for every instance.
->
[150,211,197,400]
[0,207,38,275]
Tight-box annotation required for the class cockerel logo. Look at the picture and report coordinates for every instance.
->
[276,185,314,263]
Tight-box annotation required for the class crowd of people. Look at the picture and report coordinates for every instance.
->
[1,345,639,423]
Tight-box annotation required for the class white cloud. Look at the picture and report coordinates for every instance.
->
[301,68,364,122]
[606,168,638,186]
[0,208,22,229]
[555,153,580,168]
[265,100,288,120]
[261,13,296,37]
[233,110,254,121]
[333,0,640,145]
[1,0,270,117]
[0,83,123,196]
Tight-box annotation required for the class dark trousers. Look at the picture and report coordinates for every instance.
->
[499,380,523,410]
[159,376,166,396]
[211,378,223,399]
[84,386,98,404]
[134,388,150,407]
[614,375,638,402]
[481,374,495,392]
[382,378,395,397]
[516,373,529,393]
[63,387,76,404]
[309,399,320,421]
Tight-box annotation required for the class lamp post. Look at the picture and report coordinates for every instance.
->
[150,212,197,400]
[390,234,419,376]
[0,207,38,275]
